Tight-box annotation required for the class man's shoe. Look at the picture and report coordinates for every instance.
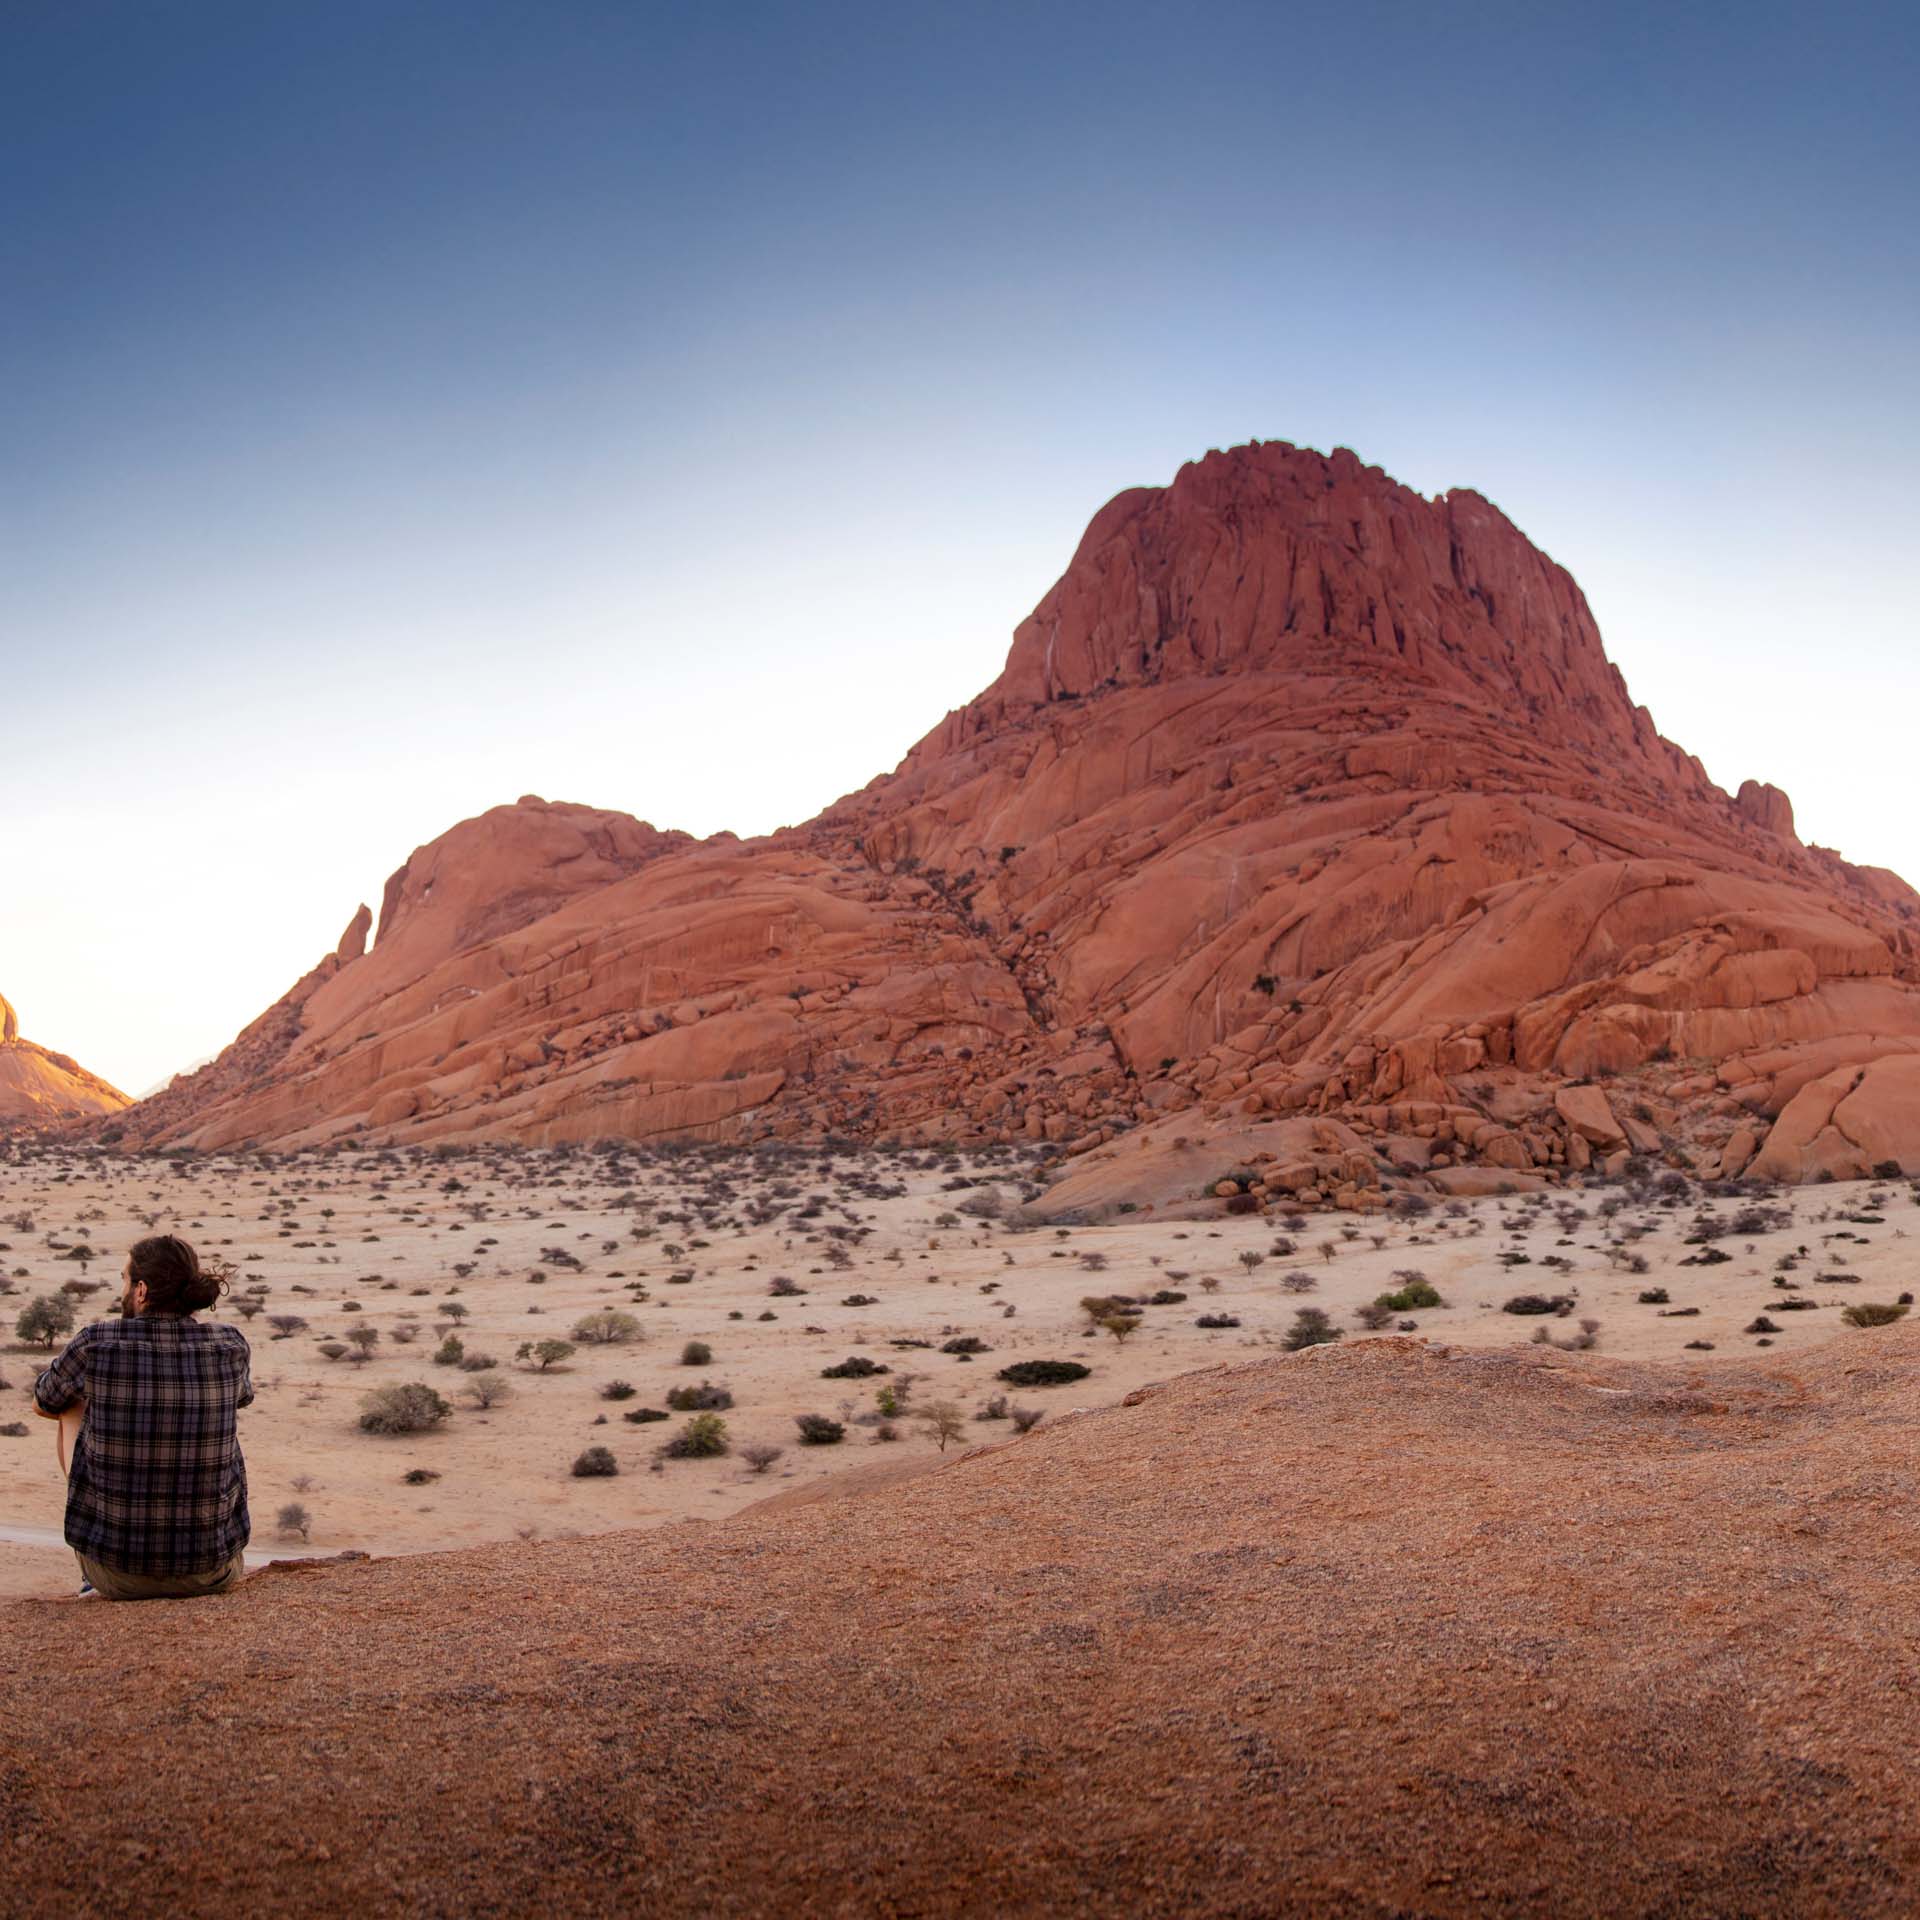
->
[76,1576,97,1599]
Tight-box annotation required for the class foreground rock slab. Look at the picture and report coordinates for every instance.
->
[4,1327,1915,1917]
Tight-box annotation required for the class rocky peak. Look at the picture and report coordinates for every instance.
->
[372,796,695,959]
[1735,779,1796,840]
[939,440,1683,784]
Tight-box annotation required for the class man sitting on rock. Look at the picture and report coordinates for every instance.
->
[33,1234,253,1601]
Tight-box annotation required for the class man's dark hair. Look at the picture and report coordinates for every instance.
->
[128,1235,229,1316]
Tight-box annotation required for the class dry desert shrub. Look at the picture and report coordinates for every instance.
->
[572,1309,642,1345]
[1842,1302,1910,1328]
[358,1382,452,1435]
[664,1381,733,1411]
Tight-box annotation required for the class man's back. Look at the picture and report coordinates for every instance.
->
[36,1316,254,1577]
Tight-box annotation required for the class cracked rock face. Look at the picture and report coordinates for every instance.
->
[95,442,1920,1186]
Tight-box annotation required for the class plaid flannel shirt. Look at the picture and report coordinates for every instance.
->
[34,1315,253,1576]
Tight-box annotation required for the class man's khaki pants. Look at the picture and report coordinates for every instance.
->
[76,1551,245,1601]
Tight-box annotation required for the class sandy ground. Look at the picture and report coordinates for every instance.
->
[4,1140,1913,1598]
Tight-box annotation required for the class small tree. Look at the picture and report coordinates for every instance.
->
[1099,1313,1141,1345]
[740,1442,784,1474]
[1282,1307,1342,1351]
[317,1340,350,1362]
[918,1401,966,1452]
[464,1374,512,1409]
[1237,1251,1265,1276]
[15,1294,77,1349]
[433,1335,465,1366]
[266,1314,309,1340]
[275,1501,312,1542]
[517,1338,576,1371]
[572,1445,619,1477]
[680,1340,713,1366]
[344,1326,380,1364]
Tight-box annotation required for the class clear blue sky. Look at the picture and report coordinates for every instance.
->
[3,0,1915,1096]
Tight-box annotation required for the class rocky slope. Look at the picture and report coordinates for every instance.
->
[99,442,1920,1189]
[5,1329,1917,1915]
[0,991,127,1128]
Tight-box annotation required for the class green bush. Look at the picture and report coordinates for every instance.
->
[661,1413,729,1458]
[571,1445,619,1477]
[1376,1276,1442,1312]
[679,1340,713,1367]
[996,1360,1090,1388]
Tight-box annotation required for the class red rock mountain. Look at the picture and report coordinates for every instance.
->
[106,443,1920,1191]
[0,990,129,1127]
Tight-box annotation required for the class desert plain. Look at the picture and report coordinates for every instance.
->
[5,1137,1914,1600]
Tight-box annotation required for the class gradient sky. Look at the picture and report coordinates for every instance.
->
[3,1,1915,1098]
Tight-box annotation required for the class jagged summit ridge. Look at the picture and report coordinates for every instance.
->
[91,442,1920,1185]
[935,442,1692,787]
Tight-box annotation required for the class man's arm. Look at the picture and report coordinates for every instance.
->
[32,1329,89,1420]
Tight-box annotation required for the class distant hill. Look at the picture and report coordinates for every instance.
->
[0,990,128,1128]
